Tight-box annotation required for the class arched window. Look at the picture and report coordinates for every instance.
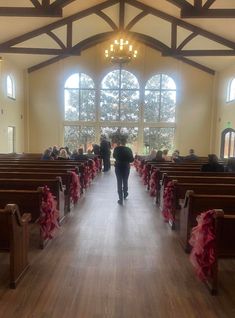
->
[64,73,95,121]
[7,75,15,99]
[143,74,176,152]
[144,74,176,122]
[221,128,235,158]
[100,69,139,121]
[227,78,235,102]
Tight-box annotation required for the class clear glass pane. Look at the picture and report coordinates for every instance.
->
[101,127,119,140]
[7,75,15,98]
[121,70,139,89]
[144,127,175,153]
[144,90,160,122]
[120,90,139,121]
[80,90,96,121]
[100,90,119,121]
[64,126,80,151]
[161,74,176,89]
[64,89,79,120]
[160,91,176,122]
[80,73,95,89]
[229,78,235,101]
[64,126,95,152]
[145,74,160,89]
[101,70,120,89]
[65,73,79,88]
[224,132,230,158]
[230,132,235,157]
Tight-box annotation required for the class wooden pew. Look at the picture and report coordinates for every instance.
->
[0,188,47,248]
[0,178,65,223]
[0,171,72,214]
[160,173,235,206]
[0,204,31,288]
[212,211,235,294]
[163,181,235,230]
[180,190,235,252]
[189,209,235,295]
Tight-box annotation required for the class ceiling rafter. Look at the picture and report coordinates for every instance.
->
[166,0,235,18]
[1,0,232,75]
[0,0,76,17]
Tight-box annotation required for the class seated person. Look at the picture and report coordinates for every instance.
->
[162,149,171,161]
[57,148,69,160]
[70,149,79,160]
[225,157,235,172]
[42,148,53,160]
[92,144,100,155]
[172,150,182,163]
[146,149,157,161]
[201,154,224,172]
[153,150,165,162]
[76,148,88,161]
[184,149,198,161]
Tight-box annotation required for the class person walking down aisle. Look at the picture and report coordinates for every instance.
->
[113,135,134,205]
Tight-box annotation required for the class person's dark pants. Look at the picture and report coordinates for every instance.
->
[102,156,110,172]
[115,164,130,201]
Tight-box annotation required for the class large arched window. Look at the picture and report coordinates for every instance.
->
[64,73,95,121]
[221,128,235,158]
[227,78,235,102]
[100,69,139,121]
[144,74,176,122]
[7,75,15,99]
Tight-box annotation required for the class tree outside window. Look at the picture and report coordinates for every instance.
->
[64,73,95,121]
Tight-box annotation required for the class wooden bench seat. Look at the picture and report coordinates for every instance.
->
[0,178,65,223]
[0,204,31,288]
[180,190,235,252]
[163,181,235,230]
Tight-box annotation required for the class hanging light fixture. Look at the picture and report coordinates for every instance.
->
[105,35,138,64]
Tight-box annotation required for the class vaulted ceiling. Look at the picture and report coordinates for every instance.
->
[1,0,235,74]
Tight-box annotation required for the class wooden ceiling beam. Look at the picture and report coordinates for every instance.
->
[203,0,216,10]
[181,9,235,19]
[165,50,235,56]
[0,47,80,55]
[0,7,62,17]
[50,0,76,10]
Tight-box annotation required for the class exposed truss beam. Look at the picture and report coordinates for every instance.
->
[0,7,62,17]
[50,0,76,10]
[181,9,235,18]
[0,0,76,17]
[166,0,235,18]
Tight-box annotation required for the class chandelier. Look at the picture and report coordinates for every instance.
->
[105,36,137,64]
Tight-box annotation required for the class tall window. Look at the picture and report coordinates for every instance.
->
[221,128,235,158]
[7,126,15,153]
[144,127,175,154]
[64,73,95,121]
[100,70,139,121]
[227,78,235,102]
[144,74,176,122]
[7,75,15,99]
[64,126,95,152]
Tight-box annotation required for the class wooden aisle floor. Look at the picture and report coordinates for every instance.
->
[0,168,235,318]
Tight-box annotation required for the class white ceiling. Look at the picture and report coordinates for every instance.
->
[0,0,235,73]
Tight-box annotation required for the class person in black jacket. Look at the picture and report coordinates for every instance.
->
[113,135,134,205]
[100,135,111,172]
[201,154,224,172]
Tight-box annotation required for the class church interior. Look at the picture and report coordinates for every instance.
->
[0,1,235,317]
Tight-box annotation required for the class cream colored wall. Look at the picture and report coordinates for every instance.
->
[0,58,25,153]
[213,65,235,156]
[28,43,214,155]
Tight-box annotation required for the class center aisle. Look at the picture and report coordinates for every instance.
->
[1,167,234,317]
